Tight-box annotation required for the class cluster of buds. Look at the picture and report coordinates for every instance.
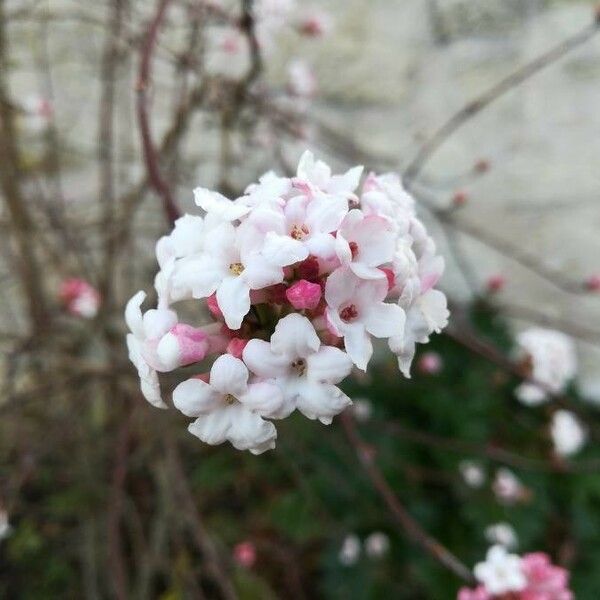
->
[459,546,573,600]
[126,151,448,454]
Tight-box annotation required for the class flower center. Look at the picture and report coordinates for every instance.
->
[339,304,358,323]
[348,241,359,259]
[291,358,307,376]
[224,394,237,405]
[290,224,310,240]
[229,262,244,276]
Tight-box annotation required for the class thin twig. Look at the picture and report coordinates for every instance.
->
[403,19,600,183]
[340,412,475,583]
[136,0,181,226]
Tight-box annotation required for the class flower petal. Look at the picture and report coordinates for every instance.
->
[306,345,353,384]
[270,314,320,359]
[239,381,284,417]
[243,339,290,377]
[262,232,309,267]
[364,302,405,338]
[296,380,351,424]
[342,322,372,371]
[173,378,221,417]
[216,276,251,330]
[210,354,249,396]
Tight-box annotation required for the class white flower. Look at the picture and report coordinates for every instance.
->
[335,209,396,280]
[473,545,526,595]
[326,268,405,370]
[492,468,524,505]
[258,192,348,264]
[173,354,283,454]
[243,314,352,423]
[351,398,372,422]
[287,59,317,98]
[295,150,363,200]
[364,532,390,558]
[459,460,486,489]
[171,221,285,330]
[485,523,518,550]
[551,410,586,457]
[515,328,577,405]
[388,289,449,378]
[125,291,178,408]
[339,534,361,566]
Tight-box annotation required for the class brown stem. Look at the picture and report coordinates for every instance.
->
[403,20,600,183]
[136,0,181,226]
[0,0,49,333]
[340,412,475,584]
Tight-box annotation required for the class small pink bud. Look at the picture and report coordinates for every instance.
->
[233,541,256,568]
[286,280,322,310]
[474,158,490,173]
[585,274,600,291]
[417,351,443,375]
[227,338,248,359]
[157,324,209,370]
[207,293,223,319]
[380,268,395,291]
[452,190,468,207]
[486,274,506,294]
[59,278,100,319]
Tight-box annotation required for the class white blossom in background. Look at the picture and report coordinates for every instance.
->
[459,460,486,489]
[492,468,526,505]
[22,94,53,132]
[338,534,361,566]
[364,531,390,558]
[473,545,526,596]
[287,59,318,99]
[484,522,518,550]
[126,151,448,454]
[514,328,577,406]
[550,410,586,457]
[59,278,101,319]
[351,398,372,422]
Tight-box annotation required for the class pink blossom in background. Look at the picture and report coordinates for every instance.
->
[452,190,468,207]
[459,549,573,600]
[233,541,257,568]
[486,274,506,294]
[417,351,443,375]
[59,278,101,319]
[584,274,600,291]
[297,8,332,37]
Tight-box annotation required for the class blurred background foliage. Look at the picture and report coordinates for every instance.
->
[2,304,599,599]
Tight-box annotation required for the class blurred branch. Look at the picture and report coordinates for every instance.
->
[403,18,600,183]
[0,0,49,333]
[136,0,181,227]
[340,412,475,584]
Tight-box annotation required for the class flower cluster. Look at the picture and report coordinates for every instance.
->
[126,151,448,454]
[458,546,573,600]
[515,328,576,406]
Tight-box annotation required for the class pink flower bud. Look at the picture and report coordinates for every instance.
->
[233,541,256,568]
[417,351,443,375]
[207,293,223,319]
[227,338,248,359]
[457,586,490,600]
[286,280,322,310]
[452,190,468,207]
[486,274,506,294]
[474,158,490,173]
[585,274,600,291]
[59,278,100,319]
[157,324,209,370]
